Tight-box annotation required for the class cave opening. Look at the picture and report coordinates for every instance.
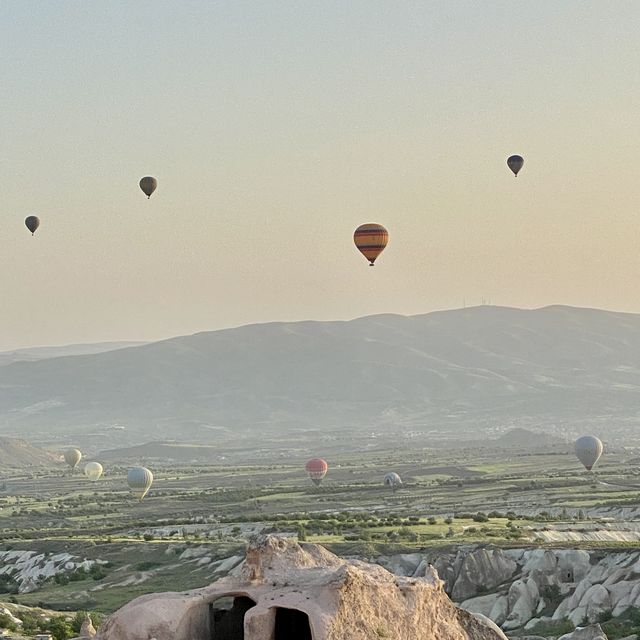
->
[210,595,256,640]
[274,607,312,640]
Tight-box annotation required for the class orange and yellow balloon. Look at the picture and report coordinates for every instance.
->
[353,223,388,266]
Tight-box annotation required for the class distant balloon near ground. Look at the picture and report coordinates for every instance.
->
[64,448,82,471]
[353,223,389,266]
[305,458,328,486]
[575,435,603,471]
[25,216,40,235]
[127,466,153,500]
[84,462,103,482]
[507,155,524,177]
[139,176,157,199]
[384,472,402,491]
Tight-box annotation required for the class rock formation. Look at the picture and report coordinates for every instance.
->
[95,535,507,640]
[375,545,640,631]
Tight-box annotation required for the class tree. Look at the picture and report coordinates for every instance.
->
[45,616,74,640]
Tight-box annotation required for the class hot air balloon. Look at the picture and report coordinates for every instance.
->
[127,467,153,500]
[139,176,157,199]
[305,458,328,486]
[84,462,103,482]
[64,448,82,471]
[25,216,40,235]
[353,223,388,266]
[575,435,603,471]
[384,472,402,491]
[507,155,524,177]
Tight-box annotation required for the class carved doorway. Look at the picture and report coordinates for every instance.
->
[210,596,256,640]
[274,607,312,640]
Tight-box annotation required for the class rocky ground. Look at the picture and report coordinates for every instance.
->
[373,546,640,636]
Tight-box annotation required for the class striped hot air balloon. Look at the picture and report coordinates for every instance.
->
[305,458,328,486]
[353,223,388,266]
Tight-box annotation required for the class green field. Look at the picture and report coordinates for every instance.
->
[0,443,639,615]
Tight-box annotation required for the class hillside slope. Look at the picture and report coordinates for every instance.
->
[0,305,639,439]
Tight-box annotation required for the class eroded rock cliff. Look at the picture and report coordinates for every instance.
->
[96,536,506,640]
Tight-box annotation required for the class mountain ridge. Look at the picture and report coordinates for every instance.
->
[0,305,639,443]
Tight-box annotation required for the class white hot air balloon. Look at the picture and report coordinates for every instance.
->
[575,435,603,471]
[64,448,82,471]
[84,462,103,482]
[127,467,154,501]
[384,472,402,491]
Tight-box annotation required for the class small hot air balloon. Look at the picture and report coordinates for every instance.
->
[139,176,157,199]
[507,155,524,177]
[127,466,153,500]
[353,223,388,266]
[84,462,103,482]
[64,448,82,471]
[575,435,603,471]
[384,472,402,491]
[305,458,328,486]
[25,216,40,235]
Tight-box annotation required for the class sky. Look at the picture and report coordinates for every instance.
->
[1,1,640,350]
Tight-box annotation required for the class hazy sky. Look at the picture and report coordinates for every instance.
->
[2,1,640,350]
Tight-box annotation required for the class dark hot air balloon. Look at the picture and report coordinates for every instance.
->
[507,155,524,177]
[139,176,157,199]
[353,223,388,266]
[25,216,40,235]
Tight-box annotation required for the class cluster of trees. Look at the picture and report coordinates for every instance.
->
[52,563,109,585]
[0,610,102,640]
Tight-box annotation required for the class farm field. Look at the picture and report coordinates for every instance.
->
[1,433,639,615]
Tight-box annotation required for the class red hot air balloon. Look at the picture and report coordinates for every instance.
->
[353,223,388,266]
[305,458,328,486]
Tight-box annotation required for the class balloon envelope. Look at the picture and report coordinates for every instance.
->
[127,467,154,500]
[353,223,389,265]
[384,472,402,489]
[84,462,103,482]
[507,155,524,176]
[25,216,40,235]
[64,448,82,470]
[305,458,328,486]
[139,176,157,198]
[575,435,603,471]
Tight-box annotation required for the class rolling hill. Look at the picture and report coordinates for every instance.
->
[0,341,146,367]
[0,305,639,442]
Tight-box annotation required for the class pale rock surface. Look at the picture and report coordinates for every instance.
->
[95,536,506,640]
[489,595,509,626]
[502,578,540,630]
[70,615,97,639]
[570,584,612,626]
[558,623,608,640]
[461,593,502,617]
[0,550,102,593]
[451,548,517,601]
